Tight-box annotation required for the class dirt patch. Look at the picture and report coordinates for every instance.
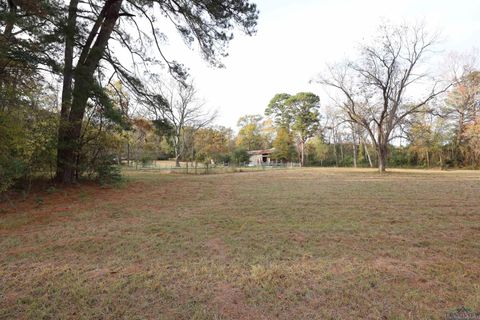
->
[0,179,186,234]
[289,231,307,244]
[372,257,418,278]
[205,238,229,261]
[212,282,269,320]
[87,263,145,279]
[0,180,164,216]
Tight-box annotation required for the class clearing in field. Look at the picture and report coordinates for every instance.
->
[1,168,480,319]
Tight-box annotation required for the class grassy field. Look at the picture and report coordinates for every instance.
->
[1,168,479,319]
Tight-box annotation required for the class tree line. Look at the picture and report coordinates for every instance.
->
[0,0,479,195]
[160,22,480,172]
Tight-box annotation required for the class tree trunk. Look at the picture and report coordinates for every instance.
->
[127,141,130,166]
[353,142,357,168]
[351,125,357,168]
[300,140,305,167]
[333,144,338,167]
[378,143,388,173]
[55,0,79,182]
[59,65,93,183]
[3,0,16,38]
[55,0,123,184]
[364,143,373,168]
[174,136,181,167]
[175,153,181,167]
[339,141,344,164]
[454,113,465,166]
[0,0,17,78]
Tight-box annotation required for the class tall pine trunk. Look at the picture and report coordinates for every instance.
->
[56,0,123,183]
[56,0,79,182]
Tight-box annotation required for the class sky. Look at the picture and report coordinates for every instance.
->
[157,0,480,130]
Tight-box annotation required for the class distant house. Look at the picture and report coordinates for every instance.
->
[248,148,274,165]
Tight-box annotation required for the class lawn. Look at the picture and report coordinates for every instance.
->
[1,168,479,319]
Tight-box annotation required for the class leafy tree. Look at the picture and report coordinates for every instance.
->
[231,148,250,165]
[405,115,436,167]
[260,118,276,147]
[0,89,59,193]
[272,127,295,162]
[0,110,26,193]
[288,92,320,166]
[236,114,267,150]
[307,136,329,166]
[443,70,480,165]
[265,93,293,129]
[463,119,480,167]
[0,0,63,105]
[195,126,233,164]
[75,86,129,177]
[265,92,320,166]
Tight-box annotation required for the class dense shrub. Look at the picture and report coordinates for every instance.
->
[0,108,58,194]
[95,157,123,186]
[140,155,154,167]
[231,148,250,165]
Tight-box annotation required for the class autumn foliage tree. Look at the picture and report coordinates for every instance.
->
[442,70,480,165]
[236,114,269,150]
[272,127,295,162]
[463,120,480,167]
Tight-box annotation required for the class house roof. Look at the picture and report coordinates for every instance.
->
[247,148,274,155]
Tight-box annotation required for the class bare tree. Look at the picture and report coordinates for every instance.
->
[322,107,341,166]
[348,121,360,168]
[151,81,216,167]
[317,22,450,172]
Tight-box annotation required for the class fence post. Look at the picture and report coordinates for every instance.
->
[186,162,189,174]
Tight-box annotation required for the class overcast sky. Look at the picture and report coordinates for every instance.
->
[158,0,480,130]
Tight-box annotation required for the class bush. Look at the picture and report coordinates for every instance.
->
[95,156,123,186]
[215,153,231,165]
[0,111,27,194]
[140,155,154,167]
[0,155,26,194]
[231,148,249,165]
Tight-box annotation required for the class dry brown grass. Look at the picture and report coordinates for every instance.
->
[1,168,479,319]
